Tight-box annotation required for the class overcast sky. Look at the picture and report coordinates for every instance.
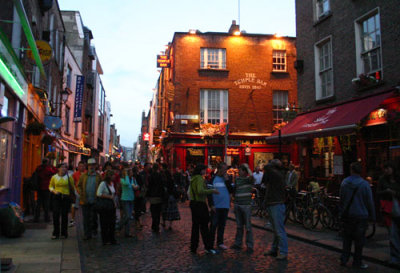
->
[59,0,296,147]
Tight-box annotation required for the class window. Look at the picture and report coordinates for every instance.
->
[66,66,72,89]
[316,0,330,19]
[65,106,70,133]
[0,129,12,190]
[272,50,287,72]
[200,48,226,69]
[1,96,8,117]
[200,89,228,124]
[314,37,333,100]
[272,91,288,124]
[355,10,381,77]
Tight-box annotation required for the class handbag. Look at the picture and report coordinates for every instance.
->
[392,198,400,218]
[341,186,359,221]
[94,183,115,212]
[67,173,76,203]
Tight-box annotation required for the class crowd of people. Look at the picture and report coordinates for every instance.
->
[30,157,400,269]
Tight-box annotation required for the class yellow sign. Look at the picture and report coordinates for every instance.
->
[27,40,52,63]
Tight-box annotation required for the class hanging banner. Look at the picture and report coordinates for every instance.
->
[73,75,85,122]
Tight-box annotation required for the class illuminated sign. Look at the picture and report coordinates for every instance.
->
[227,148,240,156]
[27,40,52,63]
[157,55,170,68]
[188,148,204,156]
[143,133,150,141]
[365,108,387,127]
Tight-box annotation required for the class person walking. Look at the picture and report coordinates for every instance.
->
[48,162,75,239]
[147,164,165,233]
[230,163,255,254]
[263,159,288,260]
[285,164,299,191]
[77,158,102,240]
[209,162,231,250]
[161,163,181,230]
[97,170,118,245]
[340,161,375,269]
[377,161,400,265]
[120,167,138,237]
[70,161,86,227]
[189,164,219,255]
[133,166,144,230]
[34,158,57,222]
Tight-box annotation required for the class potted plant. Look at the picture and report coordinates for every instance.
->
[25,121,46,135]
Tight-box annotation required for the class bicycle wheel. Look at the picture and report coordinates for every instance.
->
[319,206,333,230]
[303,206,319,230]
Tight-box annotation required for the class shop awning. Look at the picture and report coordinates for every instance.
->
[266,90,396,143]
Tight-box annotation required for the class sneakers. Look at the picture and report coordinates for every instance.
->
[204,249,218,255]
[69,220,75,227]
[51,235,59,240]
[218,244,228,250]
[353,264,368,269]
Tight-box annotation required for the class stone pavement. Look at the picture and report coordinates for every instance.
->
[0,217,81,273]
[0,203,397,273]
[228,209,392,267]
[79,203,398,273]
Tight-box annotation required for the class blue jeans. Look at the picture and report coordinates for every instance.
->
[121,200,134,236]
[234,204,254,249]
[267,203,288,255]
[390,219,400,263]
[210,208,229,247]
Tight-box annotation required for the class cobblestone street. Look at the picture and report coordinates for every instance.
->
[78,204,397,273]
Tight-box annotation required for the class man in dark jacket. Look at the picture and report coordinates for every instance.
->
[147,164,165,233]
[340,161,375,269]
[262,159,288,260]
[34,158,57,222]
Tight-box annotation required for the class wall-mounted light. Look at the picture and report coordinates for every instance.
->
[189,29,197,34]
[233,30,241,36]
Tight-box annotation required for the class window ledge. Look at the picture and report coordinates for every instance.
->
[313,11,332,27]
[316,95,336,105]
[353,80,385,92]
[64,132,71,136]
[198,68,229,72]
[271,71,289,75]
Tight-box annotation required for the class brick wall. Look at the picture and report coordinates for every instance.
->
[169,32,297,134]
[296,0,400,111]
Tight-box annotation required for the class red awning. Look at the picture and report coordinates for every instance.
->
[267,90,396,142]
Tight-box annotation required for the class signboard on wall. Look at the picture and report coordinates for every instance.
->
[157,55,171,68]
[73,75,85,122]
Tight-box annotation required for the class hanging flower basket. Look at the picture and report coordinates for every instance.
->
[272,122,288,133]
[42,134,56,145]
[200,123,226,137]
[26,121,46,135]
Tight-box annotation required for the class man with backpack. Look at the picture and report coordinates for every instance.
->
[340,161,375,269]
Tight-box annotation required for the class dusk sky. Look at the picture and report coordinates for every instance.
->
[59,0,296,147]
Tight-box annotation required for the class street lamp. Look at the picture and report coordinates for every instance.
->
[60,88,69,104]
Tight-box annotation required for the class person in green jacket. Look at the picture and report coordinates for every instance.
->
[189,164,219,255]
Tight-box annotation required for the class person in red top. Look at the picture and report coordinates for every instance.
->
[69,161,86,227]
[34,158,57,222]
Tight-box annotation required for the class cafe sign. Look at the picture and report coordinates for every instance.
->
[27,40,52,63]
[365,108,387,127]
[188,148,204,156]
[227,148,240,156]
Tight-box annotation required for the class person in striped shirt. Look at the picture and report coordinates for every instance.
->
[231,163,255,254]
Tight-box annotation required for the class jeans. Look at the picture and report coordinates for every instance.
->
[121,200,134,236]
[210,208,229,247]
[52,194,71,237]
[82,203,98,238]
[35,190,51,222]
[390,219,400,263]
[234,204,254,249]
[267,203,288,255]
[99,209,116,244]
[190,201,212,251]
[150,203,162,232]
[340,218,368,266]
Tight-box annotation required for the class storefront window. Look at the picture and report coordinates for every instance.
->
[0,129,12,190]
[208,147,223,168]
[186,148,205,167]
[311,137,335,178]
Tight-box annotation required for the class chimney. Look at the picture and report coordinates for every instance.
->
[228,20,240,34]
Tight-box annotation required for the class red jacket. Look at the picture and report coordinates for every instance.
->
[35,164,57,190]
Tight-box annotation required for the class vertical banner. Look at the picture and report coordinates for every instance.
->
[73,75,85,122]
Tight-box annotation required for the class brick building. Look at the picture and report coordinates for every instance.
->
[151,21,297,171]
[269,1,400,189]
